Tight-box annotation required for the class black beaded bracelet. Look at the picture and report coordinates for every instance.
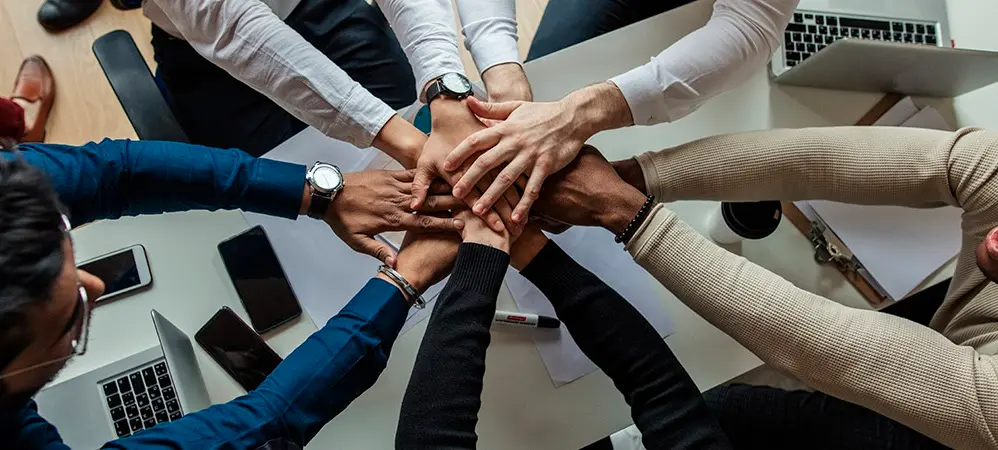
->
[614,195,656,245]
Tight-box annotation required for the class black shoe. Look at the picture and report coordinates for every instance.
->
[37,0,104,31]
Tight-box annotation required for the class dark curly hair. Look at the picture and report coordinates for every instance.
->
[0,155,66,373]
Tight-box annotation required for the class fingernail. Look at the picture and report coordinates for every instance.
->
[410,198,418,209]
[386,257,396,268]
[512,213,521,222]
[473,204,484,214]
[453,186,464,197]
[444,161,454,170]
[453,219,464,230]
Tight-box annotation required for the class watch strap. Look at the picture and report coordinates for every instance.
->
[424,78,447,104]
[307,188,332,220]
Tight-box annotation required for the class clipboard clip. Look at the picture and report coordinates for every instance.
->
[807,220,859,272]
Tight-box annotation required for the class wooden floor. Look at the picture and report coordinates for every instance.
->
[0,0,548,145]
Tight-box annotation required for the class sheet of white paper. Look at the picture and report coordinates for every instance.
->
[805,104,959,300]
[872,96,919,126]
[243,128,438,334]
[505,227,673,387]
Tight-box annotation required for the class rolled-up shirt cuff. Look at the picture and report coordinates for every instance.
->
[320,84,397,149]
[246,158,307,219]
[465,29,520,73]
[609,62,675,126]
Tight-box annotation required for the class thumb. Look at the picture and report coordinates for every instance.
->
[468,96,522,120]
[410,167,434,209]
[353,235,398,267]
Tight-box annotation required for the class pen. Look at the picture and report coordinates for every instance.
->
[493,310,561,329]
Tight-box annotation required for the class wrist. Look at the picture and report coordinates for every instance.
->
[612,158,647,195]
[299,182,311,215]
[391,262,430,295]
[511,230,548,271]
[600,186,648,236]
[483,63,532,102]
[429,97,476,125]
[464,234,510,254]
[561,82,633,138]
[372,115,425,169]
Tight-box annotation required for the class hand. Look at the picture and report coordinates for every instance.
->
[454,208,519,253]
[444,82,632,223]
[529,145,647,235]
[482,63,533,103]
[323,169,463,266]
[370,114,428,169]
[410,98,520,233]
[387,231,461,298]
[612,157,647,195]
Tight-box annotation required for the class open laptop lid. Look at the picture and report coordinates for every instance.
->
[151,309,212,413]
[772,39,998,97]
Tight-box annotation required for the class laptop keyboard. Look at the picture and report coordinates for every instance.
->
[783,11,939,67]
[101,361,184,438]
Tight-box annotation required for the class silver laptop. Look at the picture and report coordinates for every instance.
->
[771,1,998,96]
[34,310,212,449]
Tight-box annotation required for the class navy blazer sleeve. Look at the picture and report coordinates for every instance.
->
[10,139,306,225]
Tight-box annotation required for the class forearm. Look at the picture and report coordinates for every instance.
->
[376,0,465,100]
[396,244,509,449]
[521,241,730,449]
[628,205,998,449]
[610,0,796,124]
[636,127,984,207]
[108,280,409,449]
[14,141,305,225]
[150,0,395,149]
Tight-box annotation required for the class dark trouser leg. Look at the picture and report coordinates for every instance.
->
[704,384,947,450]
[526,0,693,62]
[151,0,415,157]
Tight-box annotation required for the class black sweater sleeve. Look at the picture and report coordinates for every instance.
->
[395,243,509,450]
[520,241,732,450]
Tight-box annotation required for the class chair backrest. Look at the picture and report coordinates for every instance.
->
[92,30,190,142]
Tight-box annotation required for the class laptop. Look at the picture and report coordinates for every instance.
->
[34,310,212,449]
[771,1,998,96]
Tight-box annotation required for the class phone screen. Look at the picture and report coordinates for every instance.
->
[195,307,283,391]
[217,226,301,333]
[79,250,141,299]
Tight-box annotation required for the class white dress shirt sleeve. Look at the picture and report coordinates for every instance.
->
[610,0,798,125]
[147,0,399,149]
[376,0,468,101]
[454,0,521,73]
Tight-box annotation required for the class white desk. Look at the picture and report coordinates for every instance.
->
[63,1,998,449]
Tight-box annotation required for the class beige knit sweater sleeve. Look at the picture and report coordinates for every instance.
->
[627,127,998,449]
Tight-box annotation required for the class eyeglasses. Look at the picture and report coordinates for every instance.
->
[0,214,89,380]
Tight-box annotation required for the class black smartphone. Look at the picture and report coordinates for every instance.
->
[195,307,283,392]
[217,225,302,333]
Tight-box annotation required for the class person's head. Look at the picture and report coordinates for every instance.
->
[976,227,998,283]
[0,157,104,414]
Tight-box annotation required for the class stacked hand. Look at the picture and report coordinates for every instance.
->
[323,169,463,267]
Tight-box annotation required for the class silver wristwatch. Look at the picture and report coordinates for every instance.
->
[305,162,344,219]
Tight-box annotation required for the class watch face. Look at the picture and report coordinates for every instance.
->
[312,166,342,191]
[441,73,472,94]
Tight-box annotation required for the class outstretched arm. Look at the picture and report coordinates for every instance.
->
[515,234,731,449]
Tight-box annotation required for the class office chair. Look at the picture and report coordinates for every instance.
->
[92,30,189,142]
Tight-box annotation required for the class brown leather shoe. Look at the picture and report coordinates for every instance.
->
[11,55,55,143]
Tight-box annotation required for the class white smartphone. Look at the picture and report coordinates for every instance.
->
[77,244,152,305]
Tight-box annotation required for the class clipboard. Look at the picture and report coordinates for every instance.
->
[781,93,904,308]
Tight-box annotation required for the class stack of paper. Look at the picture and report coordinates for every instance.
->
[795,97,961,300]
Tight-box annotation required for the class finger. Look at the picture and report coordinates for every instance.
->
[410,167,435,209]
[467,96,523,120]
[444,128,502,172]
[465,186,506,233]
[352,235,397,266]
[475,158,529,217]
[478,172,514,233]
[419,195,465,212]
[400,213,462,232]
[391,169,416,183]
[453,146,514,199]
[512,162,550,223]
